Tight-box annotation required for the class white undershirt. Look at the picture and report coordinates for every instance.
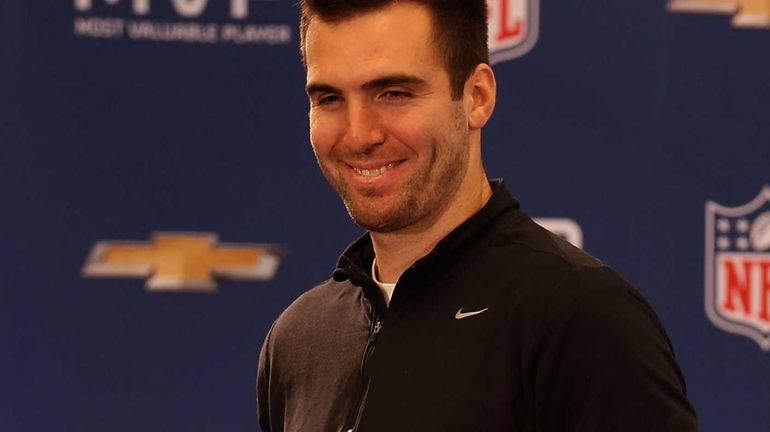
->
[371,258,397,306]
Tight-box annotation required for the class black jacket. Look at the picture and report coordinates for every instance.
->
[257,181,698,432]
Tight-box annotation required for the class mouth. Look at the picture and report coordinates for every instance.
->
[348,161,404,178]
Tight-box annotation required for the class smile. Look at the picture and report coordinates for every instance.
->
[350,162,400,178]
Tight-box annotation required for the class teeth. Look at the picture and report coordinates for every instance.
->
[353,163,395,177]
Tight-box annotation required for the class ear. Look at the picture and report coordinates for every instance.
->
[465,63,497,131]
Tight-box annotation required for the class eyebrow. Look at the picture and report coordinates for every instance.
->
[306,74,429,96]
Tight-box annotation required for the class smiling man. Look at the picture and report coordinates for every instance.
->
[257,1,698,431]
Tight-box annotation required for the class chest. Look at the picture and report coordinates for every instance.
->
[357,297,527,431]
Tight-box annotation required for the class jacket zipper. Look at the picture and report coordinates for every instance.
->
[345,318,382,432]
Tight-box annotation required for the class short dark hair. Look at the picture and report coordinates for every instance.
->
[300,0,489,100]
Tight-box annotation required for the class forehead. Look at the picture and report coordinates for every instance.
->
[304,3,446,88]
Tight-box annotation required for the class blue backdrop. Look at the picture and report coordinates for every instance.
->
[2,0,769,431]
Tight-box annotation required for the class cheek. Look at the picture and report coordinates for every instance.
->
[309,112,340,157]
[380,110,443,154]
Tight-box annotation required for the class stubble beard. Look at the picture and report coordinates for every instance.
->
[320,104,469,234]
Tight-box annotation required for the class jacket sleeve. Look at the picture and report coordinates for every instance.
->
[532,273,699,431]
[256,323,276,432]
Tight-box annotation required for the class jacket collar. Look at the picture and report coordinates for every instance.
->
[332,179,519,287]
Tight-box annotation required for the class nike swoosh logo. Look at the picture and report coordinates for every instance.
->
[455,307,489,320]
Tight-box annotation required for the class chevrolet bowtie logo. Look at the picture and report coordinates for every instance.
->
[82,232,283,292]
[668,0,770,29]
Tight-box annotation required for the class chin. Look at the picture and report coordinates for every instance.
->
[346,206,404,233]
[349,211,395,233]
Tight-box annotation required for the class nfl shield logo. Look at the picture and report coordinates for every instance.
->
[705,186,770,350]
[488,0,539,64]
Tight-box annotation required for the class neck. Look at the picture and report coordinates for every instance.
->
[370,172,492,283]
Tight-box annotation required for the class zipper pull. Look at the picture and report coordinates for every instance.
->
[371,320,382,342]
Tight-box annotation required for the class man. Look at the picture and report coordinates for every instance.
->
[257,1,699,431]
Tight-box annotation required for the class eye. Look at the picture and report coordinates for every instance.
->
[381,90,411,101]
[314,94,343,107]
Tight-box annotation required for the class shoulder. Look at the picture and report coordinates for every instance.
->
[486,218,696,428]
[479,212,620,297]
[490,211,605,273]
[261,277,371,371]
[269,278,363,340]
[481,212,669,349]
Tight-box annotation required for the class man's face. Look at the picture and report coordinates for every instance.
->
[304,3,471,233]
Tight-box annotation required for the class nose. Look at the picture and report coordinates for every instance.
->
[343,101,385,152]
